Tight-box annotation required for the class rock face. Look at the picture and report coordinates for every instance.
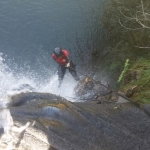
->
[74,77,118,102]
[0,92,150,150]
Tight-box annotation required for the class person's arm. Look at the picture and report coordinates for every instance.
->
[66,56,70,63]
[52,53,57,61]
[62,50,71,67]
[66,56,70,67]
[66,51,71,67]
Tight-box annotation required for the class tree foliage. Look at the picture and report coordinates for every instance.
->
[99,0,150,103]
[99,0,150,90]
[101,0,150,50]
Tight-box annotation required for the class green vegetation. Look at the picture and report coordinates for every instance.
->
[117,59,129,82]
[121,58,150,103]
[100,0,150,103]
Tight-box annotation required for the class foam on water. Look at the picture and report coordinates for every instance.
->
[0,53,78,102]
[38,73,78,101]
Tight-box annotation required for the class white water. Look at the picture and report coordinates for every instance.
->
[0,53,78,102]
[39,73,78,100]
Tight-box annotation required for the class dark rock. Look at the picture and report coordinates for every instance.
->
[74,77,118,102]
[1,92,150,150]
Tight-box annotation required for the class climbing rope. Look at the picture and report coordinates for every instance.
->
[69,66,150,117]
[69,66,113,92]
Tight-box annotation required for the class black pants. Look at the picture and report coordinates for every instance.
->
[58,61,80,82]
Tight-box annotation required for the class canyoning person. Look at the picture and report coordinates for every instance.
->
[52,47,80,87]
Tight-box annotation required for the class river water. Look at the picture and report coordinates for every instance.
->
[0,0,107,99]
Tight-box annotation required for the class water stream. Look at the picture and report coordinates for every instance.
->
[0,0,107,99]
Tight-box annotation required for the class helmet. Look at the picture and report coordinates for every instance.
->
[54,47,62,57]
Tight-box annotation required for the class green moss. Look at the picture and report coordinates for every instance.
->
[131,58,150,70]
[120,58,150,104]
[133,91,150,104]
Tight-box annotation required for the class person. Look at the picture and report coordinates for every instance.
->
[52,47,80,87]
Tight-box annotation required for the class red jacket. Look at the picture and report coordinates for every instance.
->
[52,49,69,66]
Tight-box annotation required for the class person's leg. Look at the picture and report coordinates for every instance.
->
[69,61,80,81]
[57,65,66,87]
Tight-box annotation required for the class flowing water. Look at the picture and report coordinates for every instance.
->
[0,0,107,100]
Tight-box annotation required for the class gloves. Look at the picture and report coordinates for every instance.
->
[66,63,70,68]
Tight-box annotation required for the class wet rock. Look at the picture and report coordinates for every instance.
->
[1,92,150,150]
[8,84,35,95]
[74,77,118,102]
[122,86,139,98]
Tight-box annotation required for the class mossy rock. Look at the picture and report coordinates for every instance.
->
[119,58,150,103]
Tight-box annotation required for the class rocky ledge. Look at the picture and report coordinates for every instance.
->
[0,92,150,150]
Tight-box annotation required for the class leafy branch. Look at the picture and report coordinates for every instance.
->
[117,59,129,82]
[119,0,150,49]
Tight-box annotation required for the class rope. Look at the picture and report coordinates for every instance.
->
[68,66,113,92]
[69,66,150,117]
